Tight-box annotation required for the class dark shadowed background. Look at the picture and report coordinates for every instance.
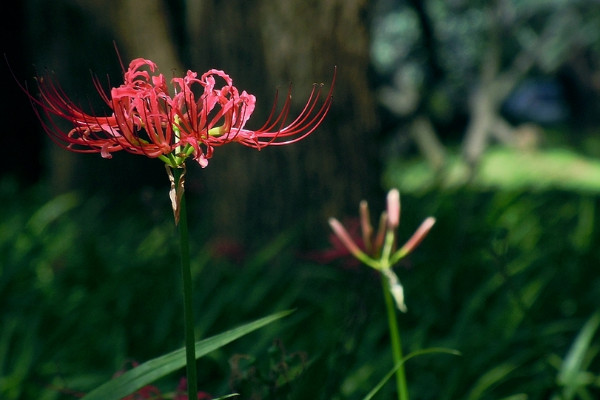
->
[3,0,600,246]
[3,1,600,399]
[3,0,381,247]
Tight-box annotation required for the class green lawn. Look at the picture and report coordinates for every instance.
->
[385,147,600,194]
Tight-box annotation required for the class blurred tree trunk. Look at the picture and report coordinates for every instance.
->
[461,4,584,170]
[26,0,380,246]
[186,0,380,245]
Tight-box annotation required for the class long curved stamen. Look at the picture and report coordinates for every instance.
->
[19,58,335,167]
[252,67,336,146]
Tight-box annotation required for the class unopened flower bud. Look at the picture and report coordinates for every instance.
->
[393,217,436,263]
[359,200,373,253]
[386,189,400,229]
[329,218,364,259]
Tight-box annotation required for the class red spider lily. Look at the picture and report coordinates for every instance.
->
[174,378,212,400]
[24,58,335,167]
[121,384,162,400]
[109,362,212,400]
[328,189,436,311]
[117,380,212,400]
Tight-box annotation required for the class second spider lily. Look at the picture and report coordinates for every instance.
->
[328,189,435,312]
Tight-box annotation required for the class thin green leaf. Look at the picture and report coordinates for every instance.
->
[27,192,79,235]
[362,347,461,400]
[558,312,600,399]
[82,310,293,400]
[467,363,520,400]
[213,394,240,399]
[499,394,528,400]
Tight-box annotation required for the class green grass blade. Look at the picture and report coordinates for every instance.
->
[499,395,528,400]
[362,347,461,400]
[467,362,520,400]
[558,311,600,399]
[26,192,79,235]
[213,394,240,399]
[82,310,293,400]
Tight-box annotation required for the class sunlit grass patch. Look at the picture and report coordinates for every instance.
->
[385,147,600,193]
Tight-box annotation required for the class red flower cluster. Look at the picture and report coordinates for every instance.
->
[26,59,335,167]
[121,377,211,400]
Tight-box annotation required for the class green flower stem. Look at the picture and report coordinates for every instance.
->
[173,167,198,399]
[380,230,396,264]
[382,273,408,400]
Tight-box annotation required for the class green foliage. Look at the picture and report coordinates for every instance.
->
[227,338,308,399]
[2,174,600,399]
[385,147,600,194]
[392,188,600,400]
[362,348,461,400]
[83,311,291,400]
[552,312,600,400]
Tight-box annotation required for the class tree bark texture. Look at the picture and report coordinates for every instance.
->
[25,0,380,245]
[190,0,380,243]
